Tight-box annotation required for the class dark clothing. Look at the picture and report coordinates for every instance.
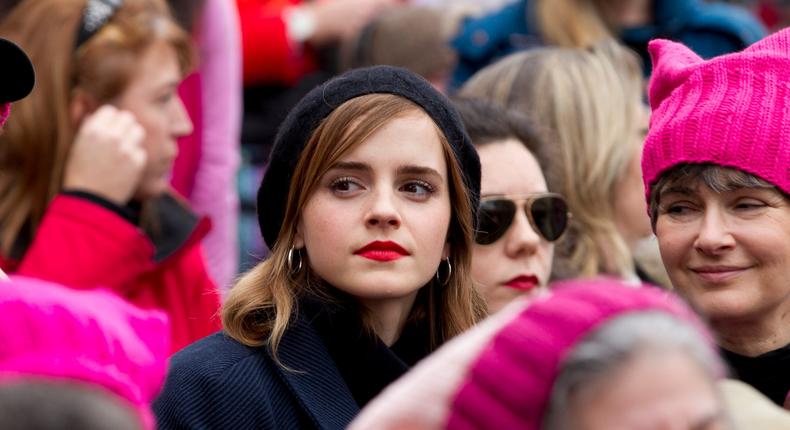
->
[451,0,766,87]
[153,299,429,429]
[722,344,790,406]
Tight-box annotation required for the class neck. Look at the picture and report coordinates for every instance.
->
[714,310,790,357]
[359,292,419,346]
[598,0,652,29]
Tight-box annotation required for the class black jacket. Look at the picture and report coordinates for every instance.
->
[153,300,427,429]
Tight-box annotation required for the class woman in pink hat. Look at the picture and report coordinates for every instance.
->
[349,278,730,429]
[643,28,790,406]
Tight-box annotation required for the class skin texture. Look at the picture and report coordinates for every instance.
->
[471,139,553,314]
[117,40,193,201]
[65,40,192,204]
[655,184,790,356]
[570,350,728,430]
[294,112,451,345]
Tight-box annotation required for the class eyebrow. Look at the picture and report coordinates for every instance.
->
[660,185,696,197]
[329,162,443,179]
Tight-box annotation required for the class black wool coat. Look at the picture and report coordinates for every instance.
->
[153,315,361,430]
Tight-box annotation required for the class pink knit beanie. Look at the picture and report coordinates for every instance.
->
[0,276,170,429]
[642,28,790,201]
[445,279,712,430]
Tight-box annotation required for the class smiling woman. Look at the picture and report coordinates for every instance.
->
[153,66,485,429]
[643,29,790,405]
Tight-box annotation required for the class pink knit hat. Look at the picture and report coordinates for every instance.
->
[349,280,715,430]
[0,276,170,429]
[642,28,790,201]
[445,279,713,430]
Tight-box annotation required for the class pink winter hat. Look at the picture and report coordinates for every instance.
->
[349,279,714,430]
[642,28,790,201]
[0,276,170,429]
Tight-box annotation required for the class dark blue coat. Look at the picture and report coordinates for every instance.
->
[153,315,360,429]
[450,0,767,87]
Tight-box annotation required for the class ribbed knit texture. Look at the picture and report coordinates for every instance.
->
[642,28,790,200]
[445,279,709,430]
[154,317,361,429]
[0,276,169,429]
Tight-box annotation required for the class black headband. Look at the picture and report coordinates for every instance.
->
[75,0,123,49]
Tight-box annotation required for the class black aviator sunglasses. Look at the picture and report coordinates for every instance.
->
[475,193,570,245]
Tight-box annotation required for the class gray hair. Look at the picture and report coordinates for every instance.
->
[648,164,783,230]
[543,311,725,429]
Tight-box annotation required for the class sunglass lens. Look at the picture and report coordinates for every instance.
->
[475,199,516,245]
[530,196,569,241]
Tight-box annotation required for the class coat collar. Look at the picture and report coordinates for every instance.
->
[272,311,360,430]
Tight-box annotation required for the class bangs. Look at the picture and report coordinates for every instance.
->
[648,164,781,228]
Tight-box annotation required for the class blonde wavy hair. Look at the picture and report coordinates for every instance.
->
[460,40,644,279]
[223,94,486,359]
[0,0,192,256]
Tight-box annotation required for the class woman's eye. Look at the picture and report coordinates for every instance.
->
[663,203,695,216]
[734,200,765,210]
[400,180,435,198]
[329,177,363,194]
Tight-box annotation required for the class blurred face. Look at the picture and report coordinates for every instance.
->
[655,183,790,326]
[571,350,728,430]
[295,112,451,312]
[613,106,652,249]
[471,139,553,314]
[116,40,192,200]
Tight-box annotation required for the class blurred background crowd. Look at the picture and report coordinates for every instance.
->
[1,0,790,428]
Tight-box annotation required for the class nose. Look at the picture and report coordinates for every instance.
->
[171,95,194,138]
[503,206,541,258]
[364,187,402,229]
[693,206,735,255]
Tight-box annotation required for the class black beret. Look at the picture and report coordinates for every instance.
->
[0,38,34,104]
[257,65,481,249]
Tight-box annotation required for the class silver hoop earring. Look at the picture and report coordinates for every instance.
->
[287,247,303,273]
[435,258,452,286]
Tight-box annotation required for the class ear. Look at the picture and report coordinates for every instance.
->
[292,220,305,250]
[69,90,99,125]
[442,242,450,260]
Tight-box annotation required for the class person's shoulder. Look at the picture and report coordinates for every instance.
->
[168,331,267,378]
[155,332,282,428]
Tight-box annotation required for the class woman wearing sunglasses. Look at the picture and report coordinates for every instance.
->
[460,40,656,284]
[454,98,569,313]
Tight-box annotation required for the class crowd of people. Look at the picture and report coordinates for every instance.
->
[0,0,789,429]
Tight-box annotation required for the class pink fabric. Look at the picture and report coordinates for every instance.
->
[0,276,170,429]
[1,194,222,354]
[642,28,790,201]
[0,103,10,128]
[189,0,242,290]
[171,72,203,198]
[446,280,712,430]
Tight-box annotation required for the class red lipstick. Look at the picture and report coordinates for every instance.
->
[354,241,410,262]
[504,275,539,291]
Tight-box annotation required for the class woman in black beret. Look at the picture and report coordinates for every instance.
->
[154,65,486,429]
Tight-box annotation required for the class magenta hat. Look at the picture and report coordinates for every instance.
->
[642,28,790,201]
[0,276,170,429]
[445,279,712,430]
